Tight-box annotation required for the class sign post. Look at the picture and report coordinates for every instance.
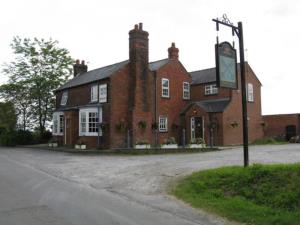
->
[213,15,249,167]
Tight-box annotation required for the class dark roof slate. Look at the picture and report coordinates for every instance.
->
[149,58,169,71]
[190,67,216,84]
[57,58,170,91]
[181,98,230,114]
[57,60,129,91]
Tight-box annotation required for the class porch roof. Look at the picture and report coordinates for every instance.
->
[181,98,230,114]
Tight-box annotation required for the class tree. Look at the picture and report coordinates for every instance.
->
[1,37,73,134]
[0,101,17,132]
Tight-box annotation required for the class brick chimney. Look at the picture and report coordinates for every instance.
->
[168,42,179,60]
[128,23,149,111]
[73,59,88,77]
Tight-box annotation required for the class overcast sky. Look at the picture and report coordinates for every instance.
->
[1,0,299,115]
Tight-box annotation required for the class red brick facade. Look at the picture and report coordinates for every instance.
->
[53,23,264,149]
[263,114,300,141]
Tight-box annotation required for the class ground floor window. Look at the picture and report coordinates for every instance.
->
[159,116,168,132]
[79,107,102,136]
[53,112,64,135]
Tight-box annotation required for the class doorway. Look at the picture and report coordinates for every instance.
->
[191,117,204,140]
[286,125,296,141]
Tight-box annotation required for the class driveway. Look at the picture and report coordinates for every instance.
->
[0,144,299,225]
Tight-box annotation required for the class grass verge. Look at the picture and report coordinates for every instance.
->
[171,163,300,225]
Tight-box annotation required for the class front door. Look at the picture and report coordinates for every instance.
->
[191,117,204,140]
[64,117,71,146]
[286,125,296,141]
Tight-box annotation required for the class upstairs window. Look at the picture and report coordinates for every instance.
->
[99,84,107,103]
[247,83,254,102]
[205,84,218,95]
[159,116,168,132]
[60,91,68,105]
[91,85,98,102]
[162,78,169,98]
[183,82,190,99]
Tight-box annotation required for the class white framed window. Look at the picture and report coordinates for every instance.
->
[205,84,218,95]
[99,84,107,103]
[91,84,98,102]
[183,82,190,99]
[161,78,169,98]
[159,116,168,132]
[53,112,64,135]
[247,83,254,102]
[79,107,103,136]
[60,91,68,105]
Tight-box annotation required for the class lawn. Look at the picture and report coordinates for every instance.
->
[171,163,300,225]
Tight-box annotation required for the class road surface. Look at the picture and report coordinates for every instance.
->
[0,144,299,225]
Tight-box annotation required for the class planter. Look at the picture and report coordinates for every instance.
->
[48,142,58,147]
[135,144,151,149]
[189,144,205,149]
[161,144,178,149]
[75,144,86,150]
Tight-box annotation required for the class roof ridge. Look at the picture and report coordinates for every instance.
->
[81,59,129,75]
[149,58,168,64]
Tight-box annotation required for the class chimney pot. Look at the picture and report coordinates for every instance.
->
[134,24,138,30]
[139,23,143,30]
[81,60,85,65]
[76,59,80,64]
[168,42,179,60]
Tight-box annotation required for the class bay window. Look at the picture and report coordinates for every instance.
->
[79,107,103,136]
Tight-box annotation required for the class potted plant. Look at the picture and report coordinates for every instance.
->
[138,120,147,129]
[230,121,239,128]
[189,137,205,148]
[48,138,58,147]
[75,140,87,150]
[161,137,178,149]
[135,139,150,149]
[115,119,127,132]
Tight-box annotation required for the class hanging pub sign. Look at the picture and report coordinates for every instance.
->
[215,41,237,89]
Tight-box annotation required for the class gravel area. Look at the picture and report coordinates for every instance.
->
[1,144,300,225]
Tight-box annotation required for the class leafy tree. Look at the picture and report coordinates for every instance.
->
[0,101,17,132]
[1,37,73,134]
[0,82,32,131]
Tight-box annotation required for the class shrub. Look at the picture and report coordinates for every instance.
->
[0,130,16,146]
[15,130,34,145]
[163,137,176,145]
[190,138,205,144]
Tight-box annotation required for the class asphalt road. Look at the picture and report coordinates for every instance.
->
[0,144,299,225]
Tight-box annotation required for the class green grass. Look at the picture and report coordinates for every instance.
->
[251,137,287,145]
[171,163,300,225]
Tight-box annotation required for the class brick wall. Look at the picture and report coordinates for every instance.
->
[155,59,192,145]
[263,114,300,139]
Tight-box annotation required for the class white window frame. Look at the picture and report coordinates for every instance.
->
[247,83,254,102]
[159,116,168,132]
[99,84,107,103]
[161,78,169,98]
[205,84,218,95]
[52,112,64,135]
[183,82,190,100]
[60,91,68,105]
[91,84,98,102]
[79,107,103,136]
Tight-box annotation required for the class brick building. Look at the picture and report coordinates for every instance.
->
[53,23,264,149]
[263,114,300,141]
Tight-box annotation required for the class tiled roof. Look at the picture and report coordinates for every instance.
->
[149,58,169,71]
[181,98,230,114]
[190,67,216,85]
[57,60,129,91]
[57,58,170,91]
